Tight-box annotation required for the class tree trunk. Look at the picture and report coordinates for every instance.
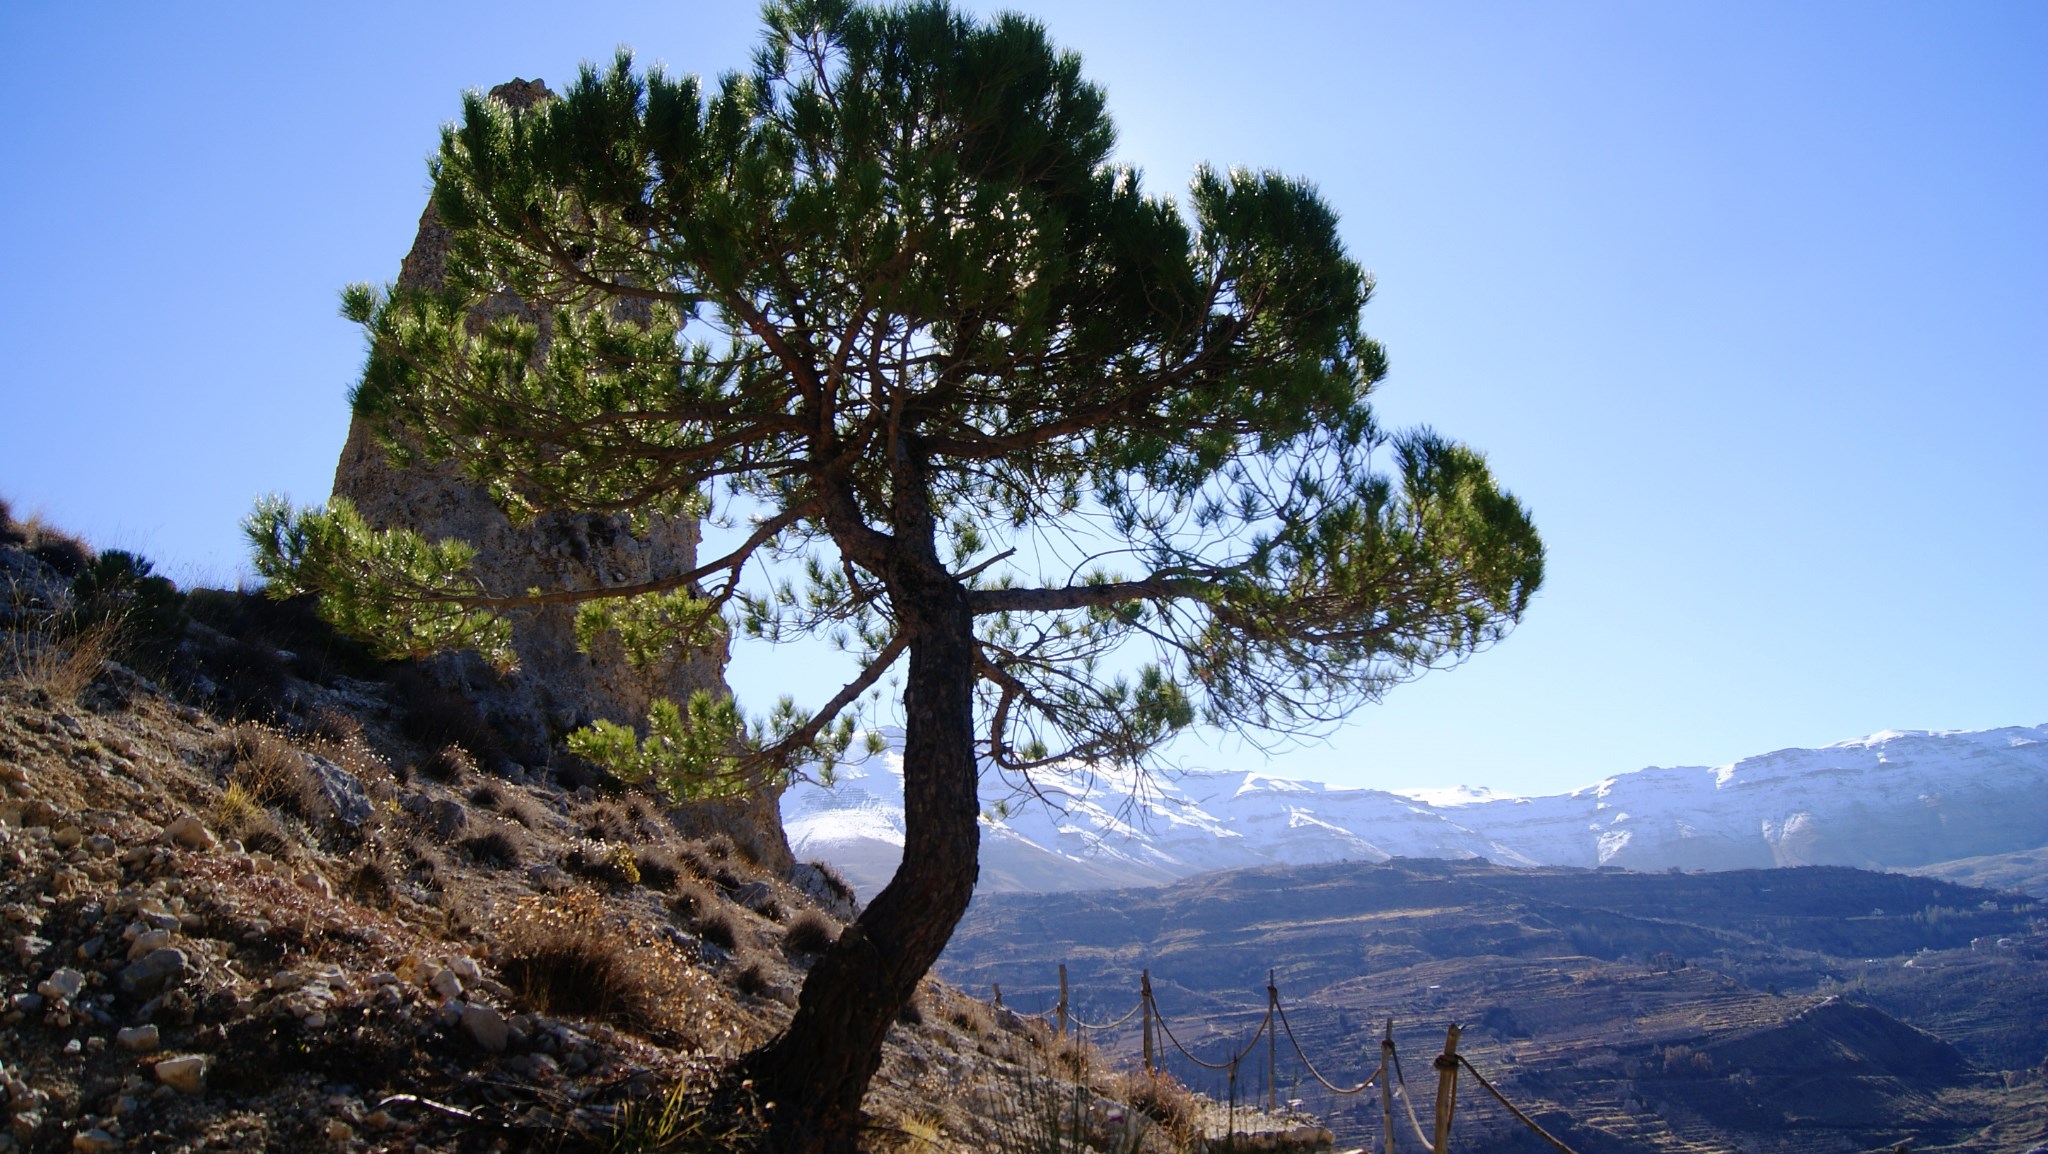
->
[742,470,981,1153]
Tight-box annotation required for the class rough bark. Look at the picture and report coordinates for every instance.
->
[743,451,982,1154]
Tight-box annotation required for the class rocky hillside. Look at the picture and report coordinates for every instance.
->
[0,511,1307,1154]
[785,724,2048,897]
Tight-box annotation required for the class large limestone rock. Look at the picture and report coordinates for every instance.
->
[332,78,790,872]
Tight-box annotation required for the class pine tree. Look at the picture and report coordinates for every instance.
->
[251,3,1544,1149]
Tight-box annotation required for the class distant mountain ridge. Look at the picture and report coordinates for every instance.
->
[781,724,2048,897]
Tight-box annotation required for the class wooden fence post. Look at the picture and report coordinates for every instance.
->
[1433,1023,1462,1154]
[1057,963,1069,1041]
[1267,971,1280,1114]
[1141,969,1155,1075]
[1381,1019,1398,1154]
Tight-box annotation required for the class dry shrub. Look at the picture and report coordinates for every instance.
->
[344,855,398,908]
[221,724,321,818]
[1111,1069,1202,1149]
[732,957,774,998]
[470,781,545,829]
[2,599,120,702]
[564,839,642,887]
[306,706,365,744]
[697,909,739,951]
[579,798,639,843]
[635,847,684,890]
[672,881,713,923]
[20,519,93,578]
[803,859,857,906]
[213,783,294,857]
[499,793,544,830]
[897,991,926,1027]
[309,731,391,796]
[462,827,525,869]
[495,891,717,1040]
[601,1079,766,1154]
[675,845,714,880]
[416,743,475,784]
[946,996,994,1038]
[781,910,838,957]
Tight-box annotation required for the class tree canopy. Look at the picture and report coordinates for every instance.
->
[251,2,1542,1148]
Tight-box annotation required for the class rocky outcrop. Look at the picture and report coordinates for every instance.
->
[329,79,787,871]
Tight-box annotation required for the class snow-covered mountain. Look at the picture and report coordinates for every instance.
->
[780,724,2048,897]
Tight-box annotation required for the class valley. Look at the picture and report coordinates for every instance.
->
[939,858,2048,1154]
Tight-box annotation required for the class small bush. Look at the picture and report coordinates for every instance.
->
[495,891,707,1038]
[345,856,397,908]
[579,798,640,843]
[781,910,838,957]
[732,958,773,999]
[564,840,642,887]
[803,859,857,906]
[221,724,320,819]
[462,828,524,869]
[898,990,926,1027]
[635,847,683,890]
[601,1080,765,1154]
[184,587,383,683]
[195,635,294,720]
[307,707,366,744]
[946,997,993,1038]
[0,497,24,547]
[698,910,738,951]
[417,743,476,783]
[215,784,292,857]
[672,881,712,923]
[70,549,187,670]
[3,607,119,701]
[1112,1070,1201,1149]
[28,533,92,579]
[468,783,502,809]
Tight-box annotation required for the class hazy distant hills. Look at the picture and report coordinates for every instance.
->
[783,724,2048,897]
[937,858,2048,1154]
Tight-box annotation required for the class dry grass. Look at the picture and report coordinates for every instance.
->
[495,890,729,1046]
[212,781,293,857]
[781,909,839,957]
[219,723,321,819]
[2,598,120,701]
[696,908,739,951]
[564,839,643,887]
[416,743,476,784]
[1110,1070,1203,1151]
[461,827,526,869]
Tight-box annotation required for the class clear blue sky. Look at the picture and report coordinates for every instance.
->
[3,2,2042,795]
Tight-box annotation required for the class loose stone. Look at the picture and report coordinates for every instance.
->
[152,1055,207,1094]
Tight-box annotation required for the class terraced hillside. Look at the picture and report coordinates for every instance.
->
[940,858,2048,1154]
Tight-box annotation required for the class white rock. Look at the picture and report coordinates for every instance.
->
[36,968,85,1003]
[450,956,483,982]
[460,1002,509,1053]
[430,968,463,1000]
[116,1025,160,1052]
[153,1054,207,1094]
[127,929,171,961]
[162,815,216,852]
